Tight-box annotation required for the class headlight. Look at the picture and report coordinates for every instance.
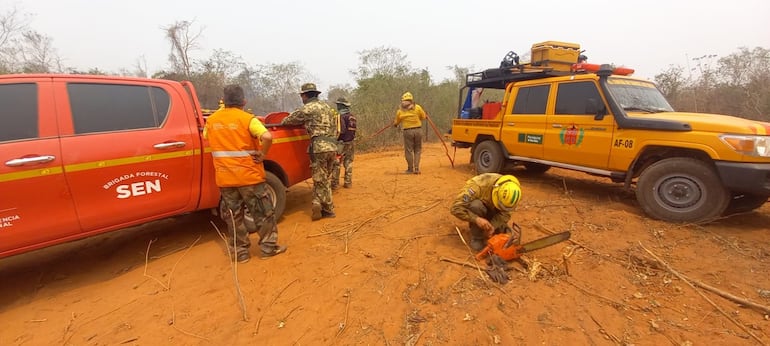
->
[720,135,770,157]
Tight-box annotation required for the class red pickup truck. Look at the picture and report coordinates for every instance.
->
[0,74,311,258]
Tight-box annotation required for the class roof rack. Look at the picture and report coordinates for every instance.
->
[466,65,574,89]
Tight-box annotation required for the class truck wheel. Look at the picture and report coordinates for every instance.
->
[474,141,504,173]
[220,171,288,233]
[523,162,551,174]
[636,157,729,222]
[723,194,768,215]
[264,171,287,220]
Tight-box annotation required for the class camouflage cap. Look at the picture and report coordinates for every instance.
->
[335,97,351,107]
[300,83,320,94]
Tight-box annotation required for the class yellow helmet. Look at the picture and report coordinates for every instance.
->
[401,92,413,101]
[492,175,521,212]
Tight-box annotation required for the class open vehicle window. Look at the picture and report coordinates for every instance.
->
[68,83,171,134]
[555,81,603,115]
[0,83,38,142]
[512,85,550,114]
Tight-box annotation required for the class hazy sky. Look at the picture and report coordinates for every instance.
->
[17,0,770,91]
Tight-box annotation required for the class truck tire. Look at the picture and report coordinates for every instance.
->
[474,141,504,173]
[635,157,729,222]
[523,162,551,174]
[220,171,288,233]
[723,194,768,215]
[264,171,287,220]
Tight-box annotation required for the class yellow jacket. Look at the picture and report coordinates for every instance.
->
[450,173,512,225]
[394,104,427,129]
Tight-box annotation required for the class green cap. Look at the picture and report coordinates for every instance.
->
[335,97,351,107]
[300,83,319,94]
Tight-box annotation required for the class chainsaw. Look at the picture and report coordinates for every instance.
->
[475,231,571,261]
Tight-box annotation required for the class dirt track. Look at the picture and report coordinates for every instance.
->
[2,143,770,345]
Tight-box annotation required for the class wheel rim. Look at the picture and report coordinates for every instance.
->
[243,184,279,219]
[653,175,705,212]
[265,183,278,208]
[479,150,492,169]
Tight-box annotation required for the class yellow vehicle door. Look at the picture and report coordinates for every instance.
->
[544,80,615,169]
[501,84,551,159]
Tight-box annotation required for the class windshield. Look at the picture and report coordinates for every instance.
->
[607,77,674,113]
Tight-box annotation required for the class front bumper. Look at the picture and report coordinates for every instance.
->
[714,161,770,195]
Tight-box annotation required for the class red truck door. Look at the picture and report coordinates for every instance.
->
[0,77,81,256]
[54,78,199,232]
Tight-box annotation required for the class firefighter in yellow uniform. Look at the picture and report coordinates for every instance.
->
[204,85,287,262]
[393,92,427,174]
[450,174,522,251]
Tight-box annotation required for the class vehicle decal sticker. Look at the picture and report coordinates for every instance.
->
[613,138,635,149]
[1,215,20,228]
[517,133,543,144]
[65,150,196,173]
[0,167,64,183]
[0,149,199,183]
[102,171,170,199]
[559,124,584,147]
[273,134,310,144]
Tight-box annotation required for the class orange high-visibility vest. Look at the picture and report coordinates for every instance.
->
[205,108,265,187]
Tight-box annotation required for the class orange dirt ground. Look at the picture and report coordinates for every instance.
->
[2,143,770,345]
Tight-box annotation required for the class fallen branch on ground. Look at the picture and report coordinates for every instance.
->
[639,242,765,345]
[143,239,170,290]
[167,235,201,290]
[255,278,299,335]
[210,220,248,321]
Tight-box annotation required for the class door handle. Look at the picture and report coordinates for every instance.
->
[552,124,563,128]
[153,141,187,150]
[5,155,56,167]
[506,122,515,126]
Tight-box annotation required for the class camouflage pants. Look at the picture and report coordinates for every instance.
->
[332,142,354,185]
[402,127,423,172]
[312,151,336,212]
[220,183,280,255]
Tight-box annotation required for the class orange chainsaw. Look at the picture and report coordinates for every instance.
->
[475,231,571,261]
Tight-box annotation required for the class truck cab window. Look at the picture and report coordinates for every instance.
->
[555,81,602,115]
[512,85,550,114]
[0,83,38,142]
[67,83,171,134]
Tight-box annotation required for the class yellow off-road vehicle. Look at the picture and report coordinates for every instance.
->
[451,42,770,223]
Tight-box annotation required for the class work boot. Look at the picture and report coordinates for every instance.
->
[321,210,336,219]
[260,245,287,259]
[311,203,322,221]
[343,182,352,188]
[236,251,251,263]
[331,183,340,190]
[404,169,413,174]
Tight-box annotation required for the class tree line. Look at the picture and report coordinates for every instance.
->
[654,47,770,122]
[2,6,769,149]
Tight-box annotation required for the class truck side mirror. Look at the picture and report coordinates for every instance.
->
[586,98,606,120]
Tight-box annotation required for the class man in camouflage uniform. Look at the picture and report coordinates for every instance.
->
[281,83,338,221]
[450,173,522,251]
[204,85,287,262]
[332,97,357,189]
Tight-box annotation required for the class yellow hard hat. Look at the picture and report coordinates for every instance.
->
[492,175,521,212]
[401,92,413,101]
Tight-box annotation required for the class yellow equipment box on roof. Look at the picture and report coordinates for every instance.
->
[530,41,581,71]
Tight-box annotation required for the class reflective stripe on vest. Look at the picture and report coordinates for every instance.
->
[211,150,258,158]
